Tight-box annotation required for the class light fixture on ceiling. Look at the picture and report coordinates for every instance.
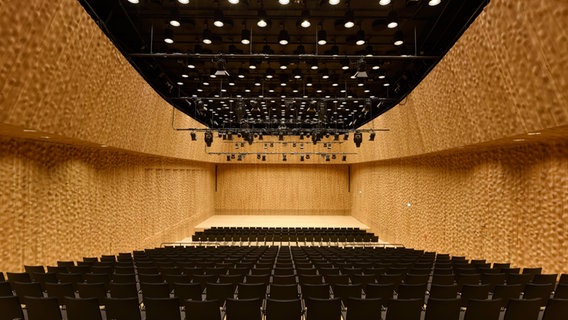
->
[341,58,350,70]
[293,68,302,79]
[164,28,174,44]
[241,27,250,45]
[309,59,318,70]
[127,0,139,3]
[429,0,441,6]
[249,58,258,69]
[387,11,398,29]
[279,24,290,45]
[177,0,190,4]
[214,57,229,76]
[299,9,311,28]
[379,0,391,5]
[279,58,289,70]
[228,0,240,4]
[213,7,224,27]
[169,8,181,27]
[317,27,327,45]
[237,67,246,78]
[394,30,404,46]
[320,68,330,79]
[344,9,355,28]
[266,68,275,79]
[365,45,374,56]
[202,24,212,44]
[329,0,340,4]
[257,7,269,28]
[355,30,366,46]
[279,0,290,4]
[354,58,368,78]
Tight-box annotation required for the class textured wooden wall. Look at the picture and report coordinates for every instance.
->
[351,141,568,274]
[0,0,210,161]
[0,137,215,272]
[215,164,350,215]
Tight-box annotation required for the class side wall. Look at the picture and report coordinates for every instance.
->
[351,141,568,274]
[0,137,215,272]
[215,164,350,215]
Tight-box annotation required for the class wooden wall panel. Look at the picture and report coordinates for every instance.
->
[0,0,210,161]
[0,137,215,272]
[215,164,350,215]
[351,141,568,274]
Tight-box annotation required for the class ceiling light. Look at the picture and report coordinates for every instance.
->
[387,11,398,29]
[279,0,290,4]
[266,68,275,79]
[127,0,139,3]
[228,0,240,3]
[202,26,212,44]
[317,29,327,45]
[293,69,302,79]
[321,69,330,79]
[379,0,391,5]
[170,18,181,27]
[238,68,246,78]
[279,29,290,46]
[394,30,403,46]
[257,9,269,27]
[213,8,224,27]
[329,0,340,4]
[249,59,258,69]
[279,58,289,70]
[299,9,311,28]
[429,0,441,6]
[309,59,318,70]
[178,0,190,3]
[356,30,366,46]
[164,29,174,44]
[241,29,250,45]
[344,10,355,28]
[341,59,350,70]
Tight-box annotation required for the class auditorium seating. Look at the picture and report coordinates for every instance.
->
[192,226,379,244]
[1,239,567,319]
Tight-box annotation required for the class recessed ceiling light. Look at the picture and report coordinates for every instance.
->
[279,0,290,4]
[428,0,442,6]
[228,0,240,3]
[329,0,340,4]
[170,20,181,27]
[182,74,189,78]
[379,0,391,5]
[178,0,190,4]
[127,0,139,3]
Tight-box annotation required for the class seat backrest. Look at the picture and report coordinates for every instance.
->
[77,282,107,303]
[305,297,342,320]
[45,282,76,305]
[531,274,558,285]
[265,298,302,320]
[184,299,222,320]
[6,272,31,285]
[396,282,427,300]
[493,284,522,307]
[268,283,298,300]
[0,296,24,320]
[65,297,102,320]
[206,282,235,305]
[424,297,461,320]
[144,297,181,320]
[174,282,203,301]
[332,283,362,301]
[105,297,142,320]
[385,298,423,320]
[460,284,490,306]
[503,298,542,320]
[301,283,330,299]
[237,282,266,299]
[463,298,502,320]
[365,283,395,301]
[0,281,13,296]
[109,282,139,299]
[542,298,568,320]
[225,298,262,320]
[429,284,458,299]
[345,297,382,320]
[140,282,171,299]
[554,283,568,299]
[25,296,62,320]
[523,283,554,306]
[13,281,43,299]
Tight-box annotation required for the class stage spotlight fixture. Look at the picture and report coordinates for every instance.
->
[204,131,214,147]
[429,0,441,6]
[326,155,330,161]
[227,155,231,161]
[300,155,305,161]
[342,155,347,161]
[332,154,336,160]
[299,9,311,28]
[279,0,290,4]
[394,30,404,46]
[213,8,224,27]
[354,58,368,78]
[306,154,310,160]
[257,154,261,160]
[262,155,266,161]
[164,28,174,44]
[379,0,391,5]
[369,131,376,141]
[228,0,240,4]
[356,30,366,46]
[279,29,290,45]
[279,132,285,141]
[344,9,355,28]
[214,57,229,76]
[241,28,251,45]
[387,11,398,29]
[317,29,327,45]
[353,132,362,147]
[282,154,287,161]
[190,132,197,141]
[257,8,269,27]
[202,25,212,44]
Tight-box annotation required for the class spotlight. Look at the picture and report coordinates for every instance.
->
[332,154,336,160]
[213,9,224,27]
[394,31,404,46]
[241,28,251,45]
[356,30,366,46]
[164,28,174,44]
[257,154,261,160]
[379,0,391,5]
[202,26,212,44]
[344,9,355,28]
[266,68,275,79]
[279,0,290,4]
[369,131,376,141]
[204,131,214,147]
[228,0,240,3]
[329,0,340,4]
[190,132,197,141]
[257,8,269,27]
[428,0,441,6]
[299,9,311,28]
[387,11,398,29]
[279,29,290,46]
[353,132,362,147]
[341,59,350,70]
[317,29,327,45]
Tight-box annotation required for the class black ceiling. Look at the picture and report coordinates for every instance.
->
[79,0,488,134]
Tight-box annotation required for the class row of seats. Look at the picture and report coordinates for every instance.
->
[192,227,379,242]
[2,244,568,319]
